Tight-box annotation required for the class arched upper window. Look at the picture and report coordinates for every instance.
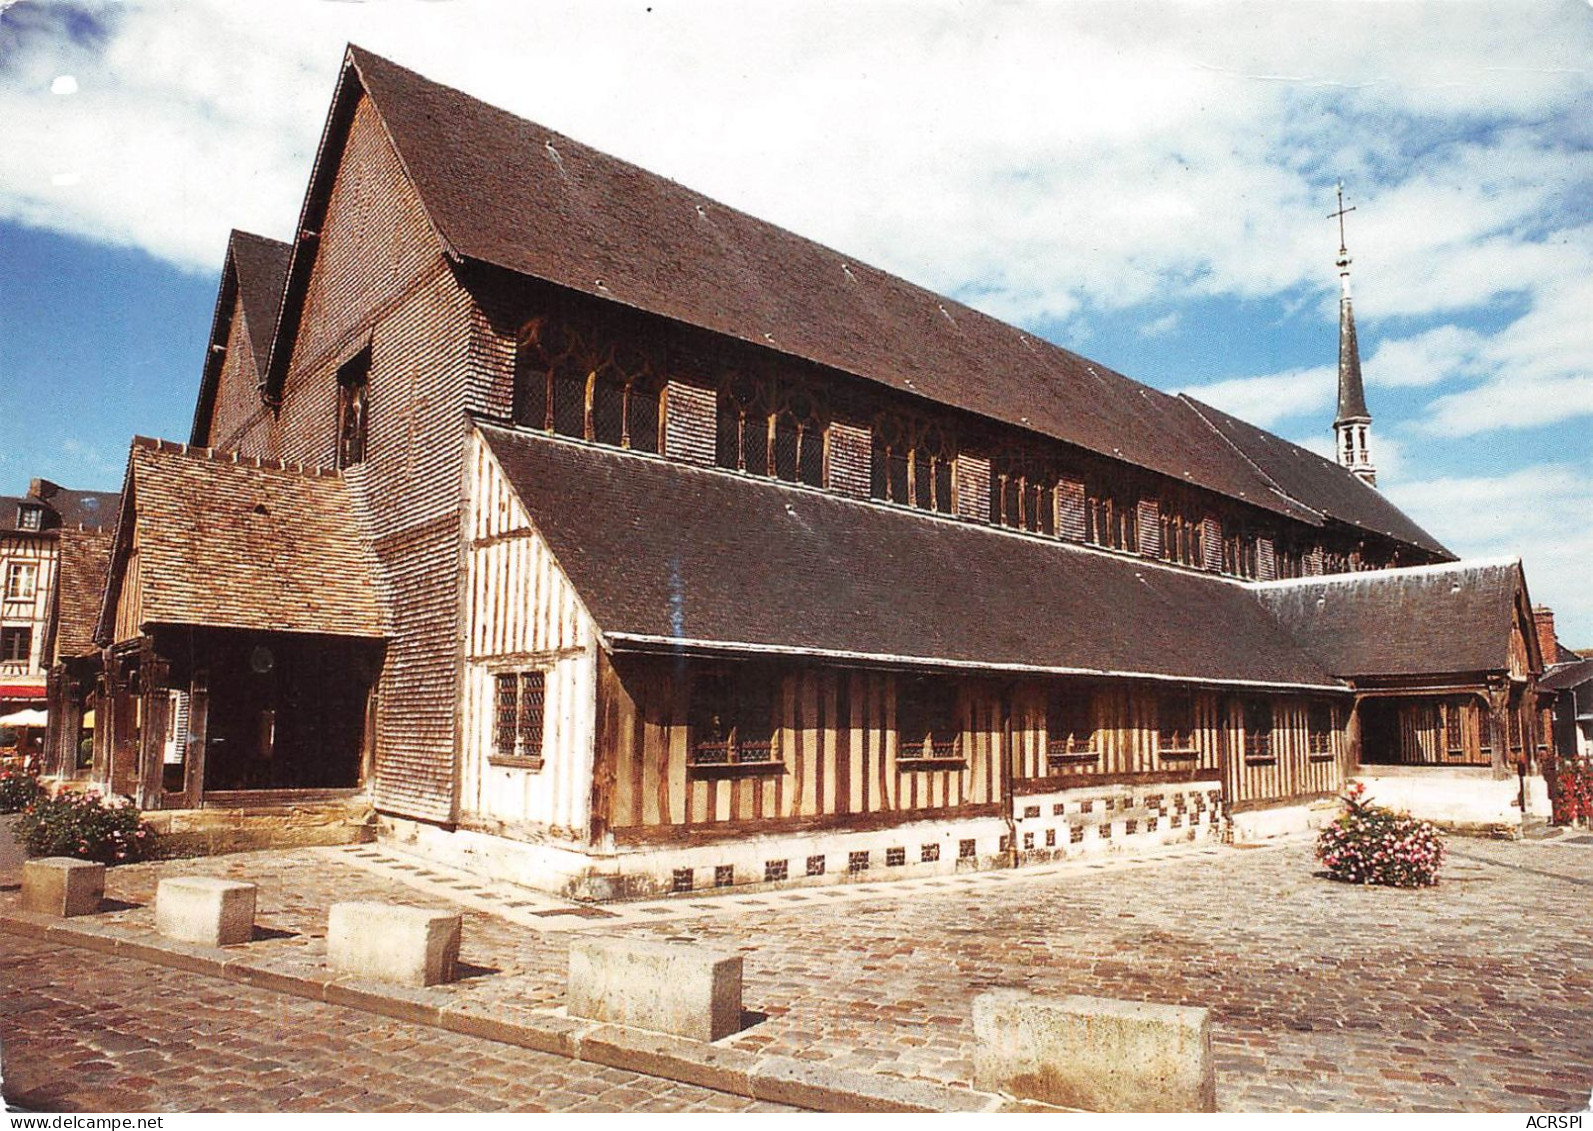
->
[1158,502,1204,567]
[1085,474,1138,552]
[716,371,826,487]
[514,314,663,453]
[871,414,955,514]
[988,455,1056,535]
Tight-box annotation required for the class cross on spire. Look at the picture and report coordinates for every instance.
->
[1328,182,1356,257]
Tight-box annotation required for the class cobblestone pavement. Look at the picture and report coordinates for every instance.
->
[5,834,1593,1112]
[0,934,794,1113]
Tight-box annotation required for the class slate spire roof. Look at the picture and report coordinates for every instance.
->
[263,45,1446,559]
[1334,249,1370,426]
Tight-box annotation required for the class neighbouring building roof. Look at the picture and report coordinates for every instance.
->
[479,423,1345,692]
[99,439,384,642]
[1542,658,1593,692]
[52,527,115,661]
[1,482,120,533]
[284,46,1447,556]
[1183,398,1447,556]
[1251,559,1527,679]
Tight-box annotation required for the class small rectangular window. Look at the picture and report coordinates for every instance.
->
[1158,692,1196,754]
[688,668,780,771]
[5,563,38,601]
[16,505,44,532]
[1,625,32,664]
[1046,689,1096,769]
[1243,699,1274,763]
[1308,702,1335,759]
[336,348,370,469]
[492,670,546,766]
[897,676,960,764]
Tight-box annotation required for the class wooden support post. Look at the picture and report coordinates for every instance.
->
[184,670,209,809]
[1486,682,1511,781]
[136,645,169,811]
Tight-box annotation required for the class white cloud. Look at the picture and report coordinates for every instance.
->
[1363,326,1488,389]
[1386,464,1593,643]
[1181,365,1335,429]
[0,0,1589,638]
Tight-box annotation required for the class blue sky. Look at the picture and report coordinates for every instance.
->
[0,0,1589,643]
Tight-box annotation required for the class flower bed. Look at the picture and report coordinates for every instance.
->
[14,790,157,864]
[1315,781,1445,888]
[0,768,44,814]
[1547,754,1593,826]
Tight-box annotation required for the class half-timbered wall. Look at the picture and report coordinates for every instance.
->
[461,437,598,837]
[1008,683,1225,788]
[1224,698,1347,807]
[597,661,1006,840]
[0,532,56,682]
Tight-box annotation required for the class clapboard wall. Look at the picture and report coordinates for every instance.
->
[459,435,597,838]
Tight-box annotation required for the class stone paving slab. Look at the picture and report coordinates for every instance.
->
[0,933,797,1113]
[6,833,1593,1111]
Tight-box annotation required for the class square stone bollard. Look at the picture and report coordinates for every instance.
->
[327,902,461,988]
[155,877,257,946]
[21,857,105,917]
[972,989,1215,1112]
[567,935,743,1042]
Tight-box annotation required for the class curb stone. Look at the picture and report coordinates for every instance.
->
[1,910,1041,1113]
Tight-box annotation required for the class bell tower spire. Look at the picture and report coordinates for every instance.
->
[1330,183,1376,487]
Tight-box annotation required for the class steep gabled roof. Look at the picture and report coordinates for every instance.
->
[478,422,1343,691]
[97,439,383,643]
[51,527,114,661]
[1183,397,1449,556]
[265,47,1441,546]
[1251,559,1528,679]
[190,230,291,445]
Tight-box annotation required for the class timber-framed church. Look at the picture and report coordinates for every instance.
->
[43,47,1554,897]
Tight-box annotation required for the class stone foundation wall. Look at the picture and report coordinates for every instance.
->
[1012,779,1225,862]
[144,800,376,857]
[1352,768,1537,837]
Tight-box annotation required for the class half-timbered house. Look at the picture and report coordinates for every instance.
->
[3,480,117,751]
[48,46,1550,895]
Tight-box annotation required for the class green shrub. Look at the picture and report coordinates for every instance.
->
[0,769,44,814]
[14,790,156,865]
[1315,781,1445,888]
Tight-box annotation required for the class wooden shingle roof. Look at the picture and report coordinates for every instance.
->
[1251,559,1527,679]
[53,527,114,661]
[1184,398,1448,556]
[266,46,1445,558]
[480,423,1344,692]
[99,439,383,642]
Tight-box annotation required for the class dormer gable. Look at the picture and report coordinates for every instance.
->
[190,230,291,449]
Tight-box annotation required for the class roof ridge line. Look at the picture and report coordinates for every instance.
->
[1179,394,1323,522]
[1247,555,1522,589]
